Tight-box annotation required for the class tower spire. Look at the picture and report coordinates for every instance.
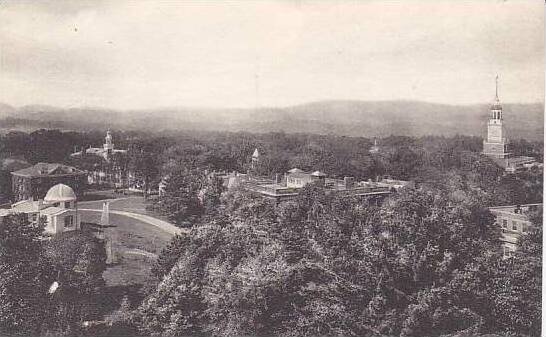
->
[495,74,499,101]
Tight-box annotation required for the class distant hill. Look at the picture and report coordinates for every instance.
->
[0,100,543,140]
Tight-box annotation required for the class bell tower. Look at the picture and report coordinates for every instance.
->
[483,76,510,159]
[104,130,114,152]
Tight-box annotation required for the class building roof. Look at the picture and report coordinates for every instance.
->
[311,171,327,177]
[0,209,13,217]
[40,206,70,216]
[0,158,30,171]
[44,184,77,203]
[288,168,304,173]
[71,147,127,159]
[252,148,260,158]
[11,200,41,213]
[287,172,312,179]
[489,203,542,214]
[11,163,86,177]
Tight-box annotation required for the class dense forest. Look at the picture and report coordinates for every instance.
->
[1,129,543,205]
[0,128,543,336]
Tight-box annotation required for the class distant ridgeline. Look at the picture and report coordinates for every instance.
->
[0,100,543,140]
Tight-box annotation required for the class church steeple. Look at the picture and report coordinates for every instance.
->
[491,75,502,119]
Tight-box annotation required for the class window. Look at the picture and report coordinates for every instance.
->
[522,224,528,233]
[512,221,518,231]
[503,246,511,258]
[64,202,71,209]
[64,216,74,228]
[502,219,507,228]
[53,202,60,207]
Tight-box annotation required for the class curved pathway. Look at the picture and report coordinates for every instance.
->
[123,248,158,258]
[79,207,187,236]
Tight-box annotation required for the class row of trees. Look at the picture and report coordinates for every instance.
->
[150,132,542,231]
[1,129,542,204]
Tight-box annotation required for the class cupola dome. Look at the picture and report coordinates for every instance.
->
[44,184,77,203]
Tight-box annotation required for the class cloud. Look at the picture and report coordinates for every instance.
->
[0,0,543,109]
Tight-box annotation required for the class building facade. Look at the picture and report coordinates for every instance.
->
[11,163,87,202]
[489,203,541,258]
[1,183,81,236]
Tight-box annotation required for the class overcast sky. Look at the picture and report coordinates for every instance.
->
[0,0,543,110]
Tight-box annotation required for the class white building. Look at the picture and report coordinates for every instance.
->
[482,76,510,159]
[482,76,540,172]
[489,203,541,258]
[71,130,128,186]
[0,183,81,236]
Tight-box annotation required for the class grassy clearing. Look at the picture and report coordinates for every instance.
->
[80,210,173,295]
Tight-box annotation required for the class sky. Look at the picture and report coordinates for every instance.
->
[0,0,543,110]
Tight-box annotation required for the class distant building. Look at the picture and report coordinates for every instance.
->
[286,170,325,188]
[489,203,541,258]
[158,176,168,197]
[369,138,380,154]
[482,76,540,172]
[71,130,128,187]
[11,163,87,202]
[237,167,409,202]
[0,183,81,236]
[251,148,260,170]
[72,130,127,161]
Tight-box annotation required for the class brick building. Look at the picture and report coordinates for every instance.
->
[11,163,87,202]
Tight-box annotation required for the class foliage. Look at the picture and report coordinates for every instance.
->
[152,168,225,227]
[135,181,538,337]
[0,214,54,335]
[42,230,107,334]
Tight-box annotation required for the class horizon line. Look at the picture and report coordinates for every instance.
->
[1,98,544,113]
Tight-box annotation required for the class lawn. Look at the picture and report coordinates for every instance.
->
[78,208,177,320]
[79,210,175,315]
[80,196,171,222]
